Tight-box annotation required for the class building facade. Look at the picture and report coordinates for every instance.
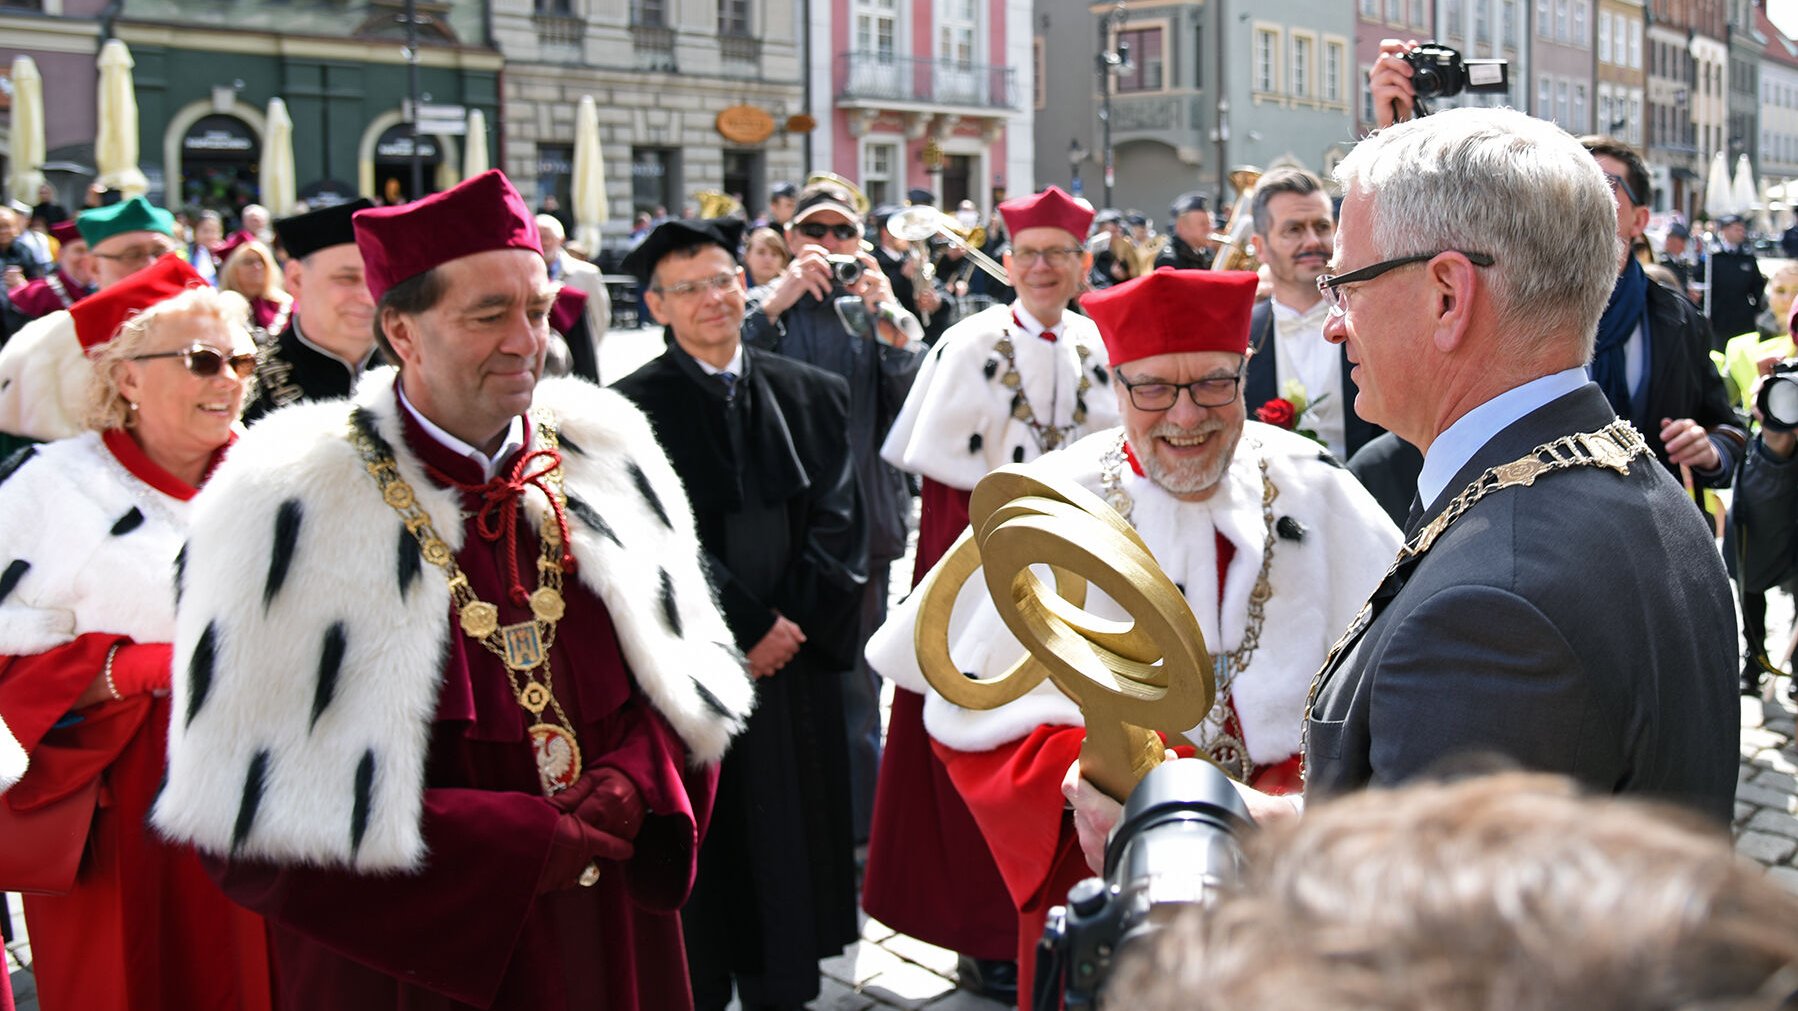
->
[1727,0,1760,176]
[493,0,806,244]
[1530,0,1598,135]
[1597,0,1647,147]
[1426,0,1529,117]
[1759,1,1798,226]
[1356,1,1436,139]
[806,0,1030,221]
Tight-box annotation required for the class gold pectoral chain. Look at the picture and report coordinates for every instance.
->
[346,412,583,796]
[1298,418,1651,784]
[993,331,1094,453]
[1100,434,1277,781]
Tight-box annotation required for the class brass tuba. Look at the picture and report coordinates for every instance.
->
[803,171,871,217]
[1209,166,1263,272]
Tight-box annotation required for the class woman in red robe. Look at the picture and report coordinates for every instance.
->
[215,233,292,333]
[0,257,271,1010]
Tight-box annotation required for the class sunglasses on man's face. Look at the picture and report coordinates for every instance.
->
[795,221,860,241]
[131,344,258,379]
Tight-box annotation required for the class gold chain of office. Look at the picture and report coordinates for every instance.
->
[1299,418,1652,784]
[346,412,583,797]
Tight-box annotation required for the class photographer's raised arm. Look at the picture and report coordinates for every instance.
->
[1370,39,1421,129]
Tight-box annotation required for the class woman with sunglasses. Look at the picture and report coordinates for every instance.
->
[0,254,272,1010]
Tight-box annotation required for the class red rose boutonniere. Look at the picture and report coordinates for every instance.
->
[1256,397,1297,429]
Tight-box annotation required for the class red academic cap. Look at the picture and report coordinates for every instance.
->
[999,185,1094,241]
[352,169,542,303]
[1080,268,1259,367]
[49,220,82,246]
[209,230,256,262]
[70,254,206,354]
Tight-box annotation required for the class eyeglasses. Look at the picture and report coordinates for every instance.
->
[1316,250,1496,317]
[651,272,740,300]
[1010,246,1084,267]
[131,344,258,379]
[93,241,179,267]
[1115,366,1245,412]
[795,222,860,241]
[1604,172,1644,207]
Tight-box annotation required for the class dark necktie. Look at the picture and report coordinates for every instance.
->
[1404,495,1424,538]
[717,370,737,401]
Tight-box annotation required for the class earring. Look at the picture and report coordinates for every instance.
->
[127,401,138,412]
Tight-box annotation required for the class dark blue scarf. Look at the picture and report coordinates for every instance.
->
[1592,258,1647,417]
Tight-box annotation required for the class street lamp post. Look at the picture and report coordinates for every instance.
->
[1095,2,1130,208]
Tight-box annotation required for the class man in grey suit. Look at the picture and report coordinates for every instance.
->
[1291,106,1738,822]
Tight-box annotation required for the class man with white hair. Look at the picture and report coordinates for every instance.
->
[1285,107,1737,822]
[535,212,610,378]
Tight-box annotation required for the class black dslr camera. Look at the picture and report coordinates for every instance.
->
[1402,43,1510,115]
[1033,759,1252,1010]
[1760,360,1798,433]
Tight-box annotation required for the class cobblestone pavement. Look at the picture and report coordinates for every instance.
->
[6,326,1794,1009]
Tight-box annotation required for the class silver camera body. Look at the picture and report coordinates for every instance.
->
[827,254,865,287]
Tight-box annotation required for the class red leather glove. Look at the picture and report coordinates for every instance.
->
[108,642,174,698]
[536,814,634,895]
[550,767,645,842]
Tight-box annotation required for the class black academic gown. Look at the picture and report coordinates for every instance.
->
[613,342,866,1009]
[243,317,379,423]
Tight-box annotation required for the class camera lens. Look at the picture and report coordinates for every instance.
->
[833,258,864,286]
[1764,373,1798,432]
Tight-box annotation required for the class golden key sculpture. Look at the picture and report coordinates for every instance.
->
[914,465,1216,802]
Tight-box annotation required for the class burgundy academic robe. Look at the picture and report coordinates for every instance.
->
[6,269,87,320]
[0,434,272,1011]
[861,476,1018,960]
[207,402,717,1011]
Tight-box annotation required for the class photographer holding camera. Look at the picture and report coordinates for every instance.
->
[744,177,925,845]
[1729,345,1798,690]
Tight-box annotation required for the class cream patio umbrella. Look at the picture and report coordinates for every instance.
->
[463,109,489,178]
[573,95,607,252]
[1703,149,1733,222]
[8,56,45,205]
[259,97,297,218]
[94,40,150,197]
[1732,154,1760,228]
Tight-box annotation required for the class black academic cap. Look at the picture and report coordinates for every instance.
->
[274,198,376,260]
[619,217,747,284]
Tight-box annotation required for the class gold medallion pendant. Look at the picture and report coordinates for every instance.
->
[530,723,583,795]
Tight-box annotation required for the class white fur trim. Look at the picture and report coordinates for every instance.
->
[151,371,751,872]
[0,432,189,657]
[0,311,89,442]
[867,422,1401,764]
[881,304,1118,489]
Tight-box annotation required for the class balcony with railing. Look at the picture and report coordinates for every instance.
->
[836,52,1017,111]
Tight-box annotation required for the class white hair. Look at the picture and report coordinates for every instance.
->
[535,213,566,241]
[1333,107,1620,358]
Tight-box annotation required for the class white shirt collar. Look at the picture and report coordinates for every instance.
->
[1269,295,1330,323]
[693,343,746,377]
[1011,302,1065,340]
[1416,366,1590,510]
[396,380,527,481]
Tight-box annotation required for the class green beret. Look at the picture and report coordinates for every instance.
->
[77,196,176,246]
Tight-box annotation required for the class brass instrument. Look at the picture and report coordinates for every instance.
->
[1109,232,1167,279]
[693,189,743,219]
[887,205,1011,289]
[914,466,1215,802]
[1209,166,1264,272]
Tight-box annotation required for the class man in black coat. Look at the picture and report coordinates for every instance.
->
[614,218,867,1010]
[1699,214,1767,352]
[1289,101,1738,822]
[244,199,381,422]
[1152,191,1215,270]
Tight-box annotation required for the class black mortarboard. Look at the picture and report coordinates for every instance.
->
[620,217,747,284]
[275,198,375,260]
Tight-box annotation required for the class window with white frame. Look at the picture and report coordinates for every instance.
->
[1361,0,1377,14]
[1557,79,1570,125]
[1255,28,1279,93]
[1116,26,1165,93]
[1598,85,1612,132]
[1410,0,1426,26]
[1292,34,1312,97]
[1555,0,1568,41]
[1538,74,1551,116]
[1325,41,1344,103]
[854,0,897,60]
[1386,0,1401,21]
[1537,0,1550,37]
[1573,82,1586,131]
[1598,11,1611,63]
[1448,0,1464,39]
[1629,21,1641,69]
[1362,64,1376,123]
[719,0,749,35]
[939,0,976,67]
[1476,0,1491,43]
[1571,0,1587,48]
[1503,0,1517,47]
[862,141,898,207]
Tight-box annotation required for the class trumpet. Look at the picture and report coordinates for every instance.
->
[1209,166,1263,272]
[886,205,1011,289]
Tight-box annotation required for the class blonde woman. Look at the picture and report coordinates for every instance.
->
[216,233,292,333]
[742,225,793,291]
[0,254,272,1010]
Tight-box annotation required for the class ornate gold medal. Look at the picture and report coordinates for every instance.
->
[530,586,566,623]
[460,601,500,639]
[518,681,552,714]
[529,723,582,795]
[501,621,545,671]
